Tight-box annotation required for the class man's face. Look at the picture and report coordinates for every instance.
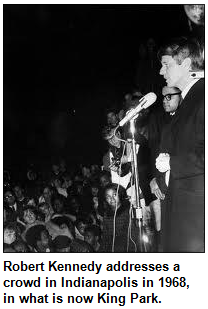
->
[107,112,118,127]
[160,55,184,88]
[43,188,51,200]
[23,209,36,224]
[40,230,51,247]
[14,186,23,199]
[100,176,110,188]
[91,187,98,197]
[53,199,64,213]
[39,203,50,216]
[4,191,15,206]
[77,222,87,236]
[162,86,181,113]
[84,231,95,246]
[4,228,16,244]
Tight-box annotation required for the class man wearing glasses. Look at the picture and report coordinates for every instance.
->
[4,191,18,222]
[150,86,181,249]
[162,86,182,115]
[155,37,204,252]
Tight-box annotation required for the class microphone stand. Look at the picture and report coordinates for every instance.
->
[129,118,146,253]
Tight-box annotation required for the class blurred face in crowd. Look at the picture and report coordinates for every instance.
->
[62,176,72,189]
[105,188,121,211]
[70,198,80,213]
[14,186,24,200]
[107,112,118,127]
[84,230,96,247]
[77,221,87,236]
[82,167,91,178]
[53,198,64,213]
[108,131,121,148]
[91,186,99,197]
[53,178,61,189]
[159,55,189,88]
[100,175,110,188]
[43,187,52,201]
[40,230,51,247]
[14,241,28,253]
[4,191,15,206]
[52,164,59,175]
[39,203,50,217]
[162,86,181,113]
[4,227,16,245]
[23,209,36,225]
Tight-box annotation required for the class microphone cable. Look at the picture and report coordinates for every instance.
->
[111,140,127,253]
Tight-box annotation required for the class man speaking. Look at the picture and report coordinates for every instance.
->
[156,37,204,252]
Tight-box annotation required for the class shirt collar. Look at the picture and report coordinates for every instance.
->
[181,79,199,99]
[9,202,17,211]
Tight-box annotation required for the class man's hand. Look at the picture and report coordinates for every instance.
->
[156,153,170,173]
[150,178,165,200]
[109,162,119,173]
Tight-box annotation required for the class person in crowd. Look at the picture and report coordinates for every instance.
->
[102,126,132,189]
[74,217,89,241]
[46,215,74,241]
[99,183,139,252]
[149,86,182,242]
[38,202,54,222]
[4,224,17,247]
[13,239,31,253]
[84,225,101,252]
[70,238,94,253]
[53,235,71,252]
[4,190,19,222]
[25,225,54,252]
[13,184,31,209]
[51,193,67,215]
[90,164,100,182]
[62,173,73,196]
[66,194,83,221]
[105,107,119,128]
[19,206,45,240]
[156,37,204,252]
[39,186,55,212]
[52,177,68,198]
[97,171,112,217]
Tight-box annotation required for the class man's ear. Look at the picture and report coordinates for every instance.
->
[181,57,192,70]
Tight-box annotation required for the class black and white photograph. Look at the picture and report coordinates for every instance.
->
[3,4,205,253]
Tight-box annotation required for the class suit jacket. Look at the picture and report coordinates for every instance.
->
[159,79,204,252]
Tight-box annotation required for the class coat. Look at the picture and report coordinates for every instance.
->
[159,79,204,252]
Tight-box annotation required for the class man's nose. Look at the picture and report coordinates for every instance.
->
[159,66,165,75]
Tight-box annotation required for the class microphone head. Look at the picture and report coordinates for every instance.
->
[140,92,157,109]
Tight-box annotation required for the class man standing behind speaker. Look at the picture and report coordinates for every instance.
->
[156,37,204,252]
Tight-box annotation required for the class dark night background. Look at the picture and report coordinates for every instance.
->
[3,4,203,173]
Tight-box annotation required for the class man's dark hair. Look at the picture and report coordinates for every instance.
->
[158,37,204,71]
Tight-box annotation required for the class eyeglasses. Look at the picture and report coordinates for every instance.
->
[162,93,181,101]
[5,195,13,199]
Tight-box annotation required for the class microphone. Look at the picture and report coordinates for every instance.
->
[119,92,157,127]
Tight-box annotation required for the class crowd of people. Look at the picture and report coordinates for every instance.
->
[4,36,204,253]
